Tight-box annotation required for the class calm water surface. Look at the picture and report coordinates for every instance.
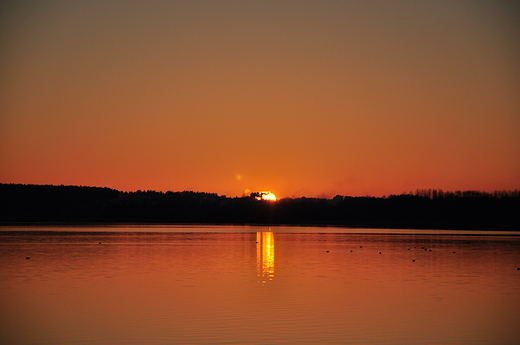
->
[1,225,519,345]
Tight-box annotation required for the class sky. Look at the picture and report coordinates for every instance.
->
[1,0,519,198]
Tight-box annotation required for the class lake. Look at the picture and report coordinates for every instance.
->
[1,225,519,344]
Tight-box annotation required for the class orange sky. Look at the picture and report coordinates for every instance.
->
[1,1,519,198]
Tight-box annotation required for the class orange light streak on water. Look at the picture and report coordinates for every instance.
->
[257,232,275,284]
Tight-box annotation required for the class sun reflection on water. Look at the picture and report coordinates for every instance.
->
[256,232,275,284]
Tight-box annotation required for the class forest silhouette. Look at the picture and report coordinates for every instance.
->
[1,184,519,230]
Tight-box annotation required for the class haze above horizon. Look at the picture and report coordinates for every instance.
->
[1,1,519,198]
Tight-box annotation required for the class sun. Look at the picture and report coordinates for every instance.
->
[261,192,277,201]
[251,191,277,201]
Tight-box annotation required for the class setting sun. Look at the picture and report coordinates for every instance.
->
[261,192,277,201]
[252,191,277,201]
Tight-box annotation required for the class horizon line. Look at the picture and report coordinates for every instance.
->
[2,182,519,200]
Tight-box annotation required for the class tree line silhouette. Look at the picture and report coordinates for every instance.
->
[1,183,519,230]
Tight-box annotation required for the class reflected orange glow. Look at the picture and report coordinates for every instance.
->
[256,232,275,284]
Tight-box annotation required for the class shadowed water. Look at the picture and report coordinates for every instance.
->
[1,226,519,344]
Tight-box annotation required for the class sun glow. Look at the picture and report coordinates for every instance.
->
[261,192,277,201]
[251,191,277,201]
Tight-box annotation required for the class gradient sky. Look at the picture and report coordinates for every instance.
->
[1,0,519,198]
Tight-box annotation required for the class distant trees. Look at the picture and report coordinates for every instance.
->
[412,188,520,199]
[1,183,519,230]
[0,183,119,222]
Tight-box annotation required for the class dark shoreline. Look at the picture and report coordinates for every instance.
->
[1,183,519,231]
